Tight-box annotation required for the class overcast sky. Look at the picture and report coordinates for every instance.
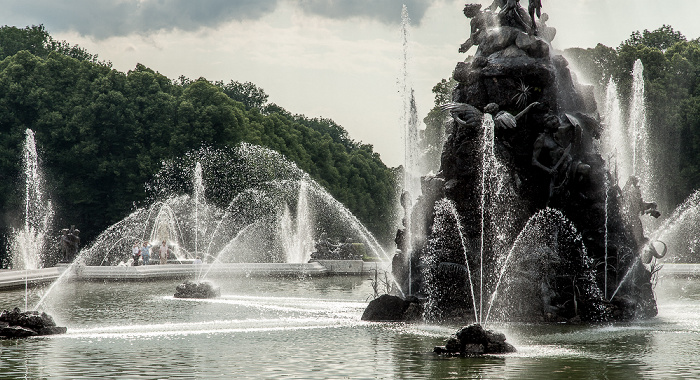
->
[2,0,699,167]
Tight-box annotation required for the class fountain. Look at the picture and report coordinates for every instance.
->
[9,129,54,273]
[3,129,65,338]
[386,2,659,327]
[55,144,390,281]
[6,2,700,377]
[400,4,422,203]
[0,141,395,309]
[280,180,315,264]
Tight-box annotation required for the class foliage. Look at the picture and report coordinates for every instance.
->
[564,25,700,210]
[215,80,269,110]
[0,24,107,65]
[420,77,456,174]
[0,26,397,265]
[623,25,686,51]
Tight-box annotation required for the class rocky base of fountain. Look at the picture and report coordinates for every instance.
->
[361,294,423,322]
[174,280,221,299]
[0,308,67,339]
[434,324,515,356]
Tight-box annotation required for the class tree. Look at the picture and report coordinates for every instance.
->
[565,25,700,209]
[218,80,269,110]
[623,25,686,52]
[420,78,457,174]
[0,27,400,264]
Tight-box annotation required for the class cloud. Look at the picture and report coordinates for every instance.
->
[2,0,438,39]
[3,0,280,39]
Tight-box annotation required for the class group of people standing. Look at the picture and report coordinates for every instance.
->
[131,241,170,266]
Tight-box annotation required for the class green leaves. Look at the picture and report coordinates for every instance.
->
[565,25,700,208]
[0,27,398,255]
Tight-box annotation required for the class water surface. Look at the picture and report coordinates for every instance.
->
[1,273,697,379]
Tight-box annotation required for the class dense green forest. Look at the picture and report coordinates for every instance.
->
[564,25,700,210]
[0,25,398,265]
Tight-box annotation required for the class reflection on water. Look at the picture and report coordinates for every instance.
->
[1,274,700,379]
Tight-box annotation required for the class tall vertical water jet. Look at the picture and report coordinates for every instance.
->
[9,129,54,311]
[280,180,314,263]
[10,129,53,271]
[604,171,610,300]
[479,113,496,323]
[399,4,422,295]
[602,79,630,183]
[193,162,204,259]
[630,59,653,195]
[400,5,421,201]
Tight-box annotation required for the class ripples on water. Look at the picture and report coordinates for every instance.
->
[2,274,700,379]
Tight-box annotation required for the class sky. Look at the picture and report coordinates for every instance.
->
[2,0,699,167]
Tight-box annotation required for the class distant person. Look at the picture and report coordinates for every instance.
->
[159,241,168,265]
[141,242,152,265]
[193,256,203,265]
[132,243,141,266]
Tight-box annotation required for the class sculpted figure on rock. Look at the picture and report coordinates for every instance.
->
[528,0,543,35]
[531,113,590,205]
[440,101,539,130]
[459,4,498,53]
[621,176,666,264]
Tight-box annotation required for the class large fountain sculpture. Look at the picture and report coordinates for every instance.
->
[392,2,659,324]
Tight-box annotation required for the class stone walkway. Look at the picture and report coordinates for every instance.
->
[0,260,385,290]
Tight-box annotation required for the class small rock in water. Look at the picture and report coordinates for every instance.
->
[434,323,515,356]
[0,307,67,339]
[174,280,221,299]
[361,294,423,322]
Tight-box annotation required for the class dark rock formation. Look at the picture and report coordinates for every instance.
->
[0,308,67,338]
[434,324,516,356]
[174,280,221,299]
[361,295,423,322]
[390,3,659,324]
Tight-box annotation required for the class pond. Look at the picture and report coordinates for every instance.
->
[1,273,698,379]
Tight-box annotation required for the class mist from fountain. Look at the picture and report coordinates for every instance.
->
[422,198,474,322]
[424,198,605,325]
